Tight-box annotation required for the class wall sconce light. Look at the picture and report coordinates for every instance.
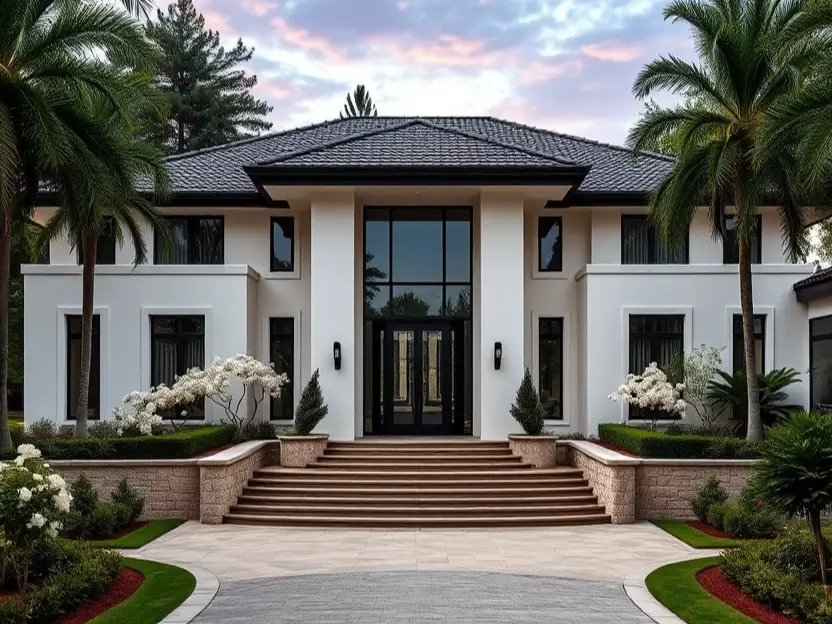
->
[494,342,502,370]
[333,341,342,370]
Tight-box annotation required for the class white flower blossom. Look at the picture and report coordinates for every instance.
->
[32,474,43,482]
[46,520,62,538]
[18,487,32,503]
[26,513,46,529]
[16,444,41,461]
[53,489,72,513]
[46,474,66,490]
[608,362,687,416]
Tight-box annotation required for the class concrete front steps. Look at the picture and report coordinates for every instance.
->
[224,441,611,528]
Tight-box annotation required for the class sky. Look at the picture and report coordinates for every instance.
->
[168,0,695,146]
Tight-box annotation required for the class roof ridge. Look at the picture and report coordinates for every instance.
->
[257,119,422,165]
[416,120,578,166]
[483,116,676,164]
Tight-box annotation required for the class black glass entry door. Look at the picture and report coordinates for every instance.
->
[370,320,465,435]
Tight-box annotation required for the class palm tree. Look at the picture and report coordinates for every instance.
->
[340,85,378,118]
[0,0,159,449]
[627,0,829,441]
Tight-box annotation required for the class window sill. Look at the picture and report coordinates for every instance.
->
[544,419,570,427]
[531,270,569,280]
[264,271,301,281]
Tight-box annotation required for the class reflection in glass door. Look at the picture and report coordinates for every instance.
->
[392,329,415,426]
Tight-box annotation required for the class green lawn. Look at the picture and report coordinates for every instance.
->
[89,558,196,624]
[650,519,747,549]
[92,519,185,549]
[645,557,755,623]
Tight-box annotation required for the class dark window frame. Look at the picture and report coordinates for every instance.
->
[732,314,766,375]
[77,218,116,266]
[810,315,832,409]
[621,215,689,265]
[270,217,295,273]
[538,216,563,273]
[149,315,206,420]
[153,216,225,265]
[66,315,101,420]
[269,317,295,420]
[723,215,762,264]
[538,317,564,420]
[628,314,685,421]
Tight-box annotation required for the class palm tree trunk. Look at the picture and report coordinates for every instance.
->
[739,239,763,441]
[75,234,97,437]
[0,213,12,454]
[809,510,828,586]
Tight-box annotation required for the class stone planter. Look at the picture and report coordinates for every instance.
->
[508,434,557,467]
[278,435,329,467]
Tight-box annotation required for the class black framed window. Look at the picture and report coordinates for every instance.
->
[538,217,562,272]
[621,215,687,264]
[628,315,684,420]
[723,215,762,264]
[732,314,765,375]
[77,218,116,265]
[154,217,223,265]
[810,316,832,409]
[67,315,100,420]
[364,207,471,318]
[150,315,205,419]
[269,318,294,420]
[539,318,563,420]
[270,217,295,272]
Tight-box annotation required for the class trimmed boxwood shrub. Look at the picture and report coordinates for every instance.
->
[691,476,729,522]
[6,425,235,460]
[598,423,761,459]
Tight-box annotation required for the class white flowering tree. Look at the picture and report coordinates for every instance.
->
[668,345,725,431]
[609,362,686,428]
[113,354,288,438]
[0,445,72,590]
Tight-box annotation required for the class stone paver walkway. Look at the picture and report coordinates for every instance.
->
[137,522,703,623]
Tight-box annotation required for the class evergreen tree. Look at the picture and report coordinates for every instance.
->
[292,369,328,435]
[340,85,378,119]
[145,0,273,154]
[510,369,545,435]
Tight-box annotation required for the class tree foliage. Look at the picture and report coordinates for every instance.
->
[627,0,832,441]
[340,85,378,118]
[144,0,273,154]
[510,368,545,436]
[291,370,328,436]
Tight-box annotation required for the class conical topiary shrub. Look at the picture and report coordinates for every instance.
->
[510,368,545,435]
[291,369,328,435]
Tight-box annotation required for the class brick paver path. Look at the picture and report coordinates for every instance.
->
[192,570,653,623]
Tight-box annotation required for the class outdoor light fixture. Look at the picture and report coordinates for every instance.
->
[333,342,342,370]
[494,342,502,370]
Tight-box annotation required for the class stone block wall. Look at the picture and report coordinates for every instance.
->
[566,445,636,524]
[636,462,754,519]
[51,461,200,520]
[199,442,273,524]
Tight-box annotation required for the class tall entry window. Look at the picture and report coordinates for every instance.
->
[364,208,472,436]
[539,318,563,420]
[269,318,294,420]
[150,316,206,419]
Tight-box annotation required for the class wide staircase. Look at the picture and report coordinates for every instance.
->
[224,441,611,527]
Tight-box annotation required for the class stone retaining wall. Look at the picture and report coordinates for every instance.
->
[565,443,637,523]
[199,441,273,524]
[51,460,200,520]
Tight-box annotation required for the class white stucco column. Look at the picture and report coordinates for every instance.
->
[479,192,525,440]
[309,192,356,440]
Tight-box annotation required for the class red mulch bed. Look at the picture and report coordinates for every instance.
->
[697,566,804,624]
[687,520,734,539]
[55,567,144,624]
[589,439,640,458]
[193,442,236,458]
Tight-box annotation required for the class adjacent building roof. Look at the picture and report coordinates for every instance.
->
[161,116,673,199]
[794,266,832,302]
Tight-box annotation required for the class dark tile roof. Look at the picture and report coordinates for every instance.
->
[160,116,674,195]
[794,265,832,289]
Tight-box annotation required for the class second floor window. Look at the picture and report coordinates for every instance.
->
[154,216,224,265]
[270,217,295,272]
[77,218,116,265]
[538,217,562,272]
[723,215,761,264]
[621,215,687,264]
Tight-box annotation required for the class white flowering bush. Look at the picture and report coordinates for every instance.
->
[0,445,72,589]
[114,354,288,439]
[609,362,687,424]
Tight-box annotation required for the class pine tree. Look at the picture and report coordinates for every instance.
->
[340,85,378,119]
[145,0,273,154]
[510,368,545,435]
[292,369,328,435]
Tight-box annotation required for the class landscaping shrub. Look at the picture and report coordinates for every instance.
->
[243,420,276,440]
[87,421,120,438]
[70,474,99,516]
[25,419,57,441]
[287,370,328,436]
[10,425,236,460]
[597,423,761,459]
[720,500,780,539]
[706,499,728,529]
[110,479,144,524]
[510,368,545,436]
[720,531,832,624]
[691,476,729,522]
[64,475,145,540]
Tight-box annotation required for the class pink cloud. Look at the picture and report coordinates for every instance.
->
[255,81,296,100]
[202,10,231,32]
[241,0,277,16]
[270,16,346,63]
[520,59,583,85]
[581,41,643,63]
[365,34,512,69]
[397,0,409,9]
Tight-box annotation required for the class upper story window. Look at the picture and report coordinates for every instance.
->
[538,217,562,272]
[270,217,295,272]
[723,215,761,264]
[621,215,687,264]
[154,216,223,265]
[810,316,832,408]
[733,314,766,375]
[77,218,116,265]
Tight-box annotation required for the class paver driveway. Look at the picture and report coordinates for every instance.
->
[138,522,701,623]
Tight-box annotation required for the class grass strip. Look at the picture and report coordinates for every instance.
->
[650,519,747,549]
[92,519,185,550]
